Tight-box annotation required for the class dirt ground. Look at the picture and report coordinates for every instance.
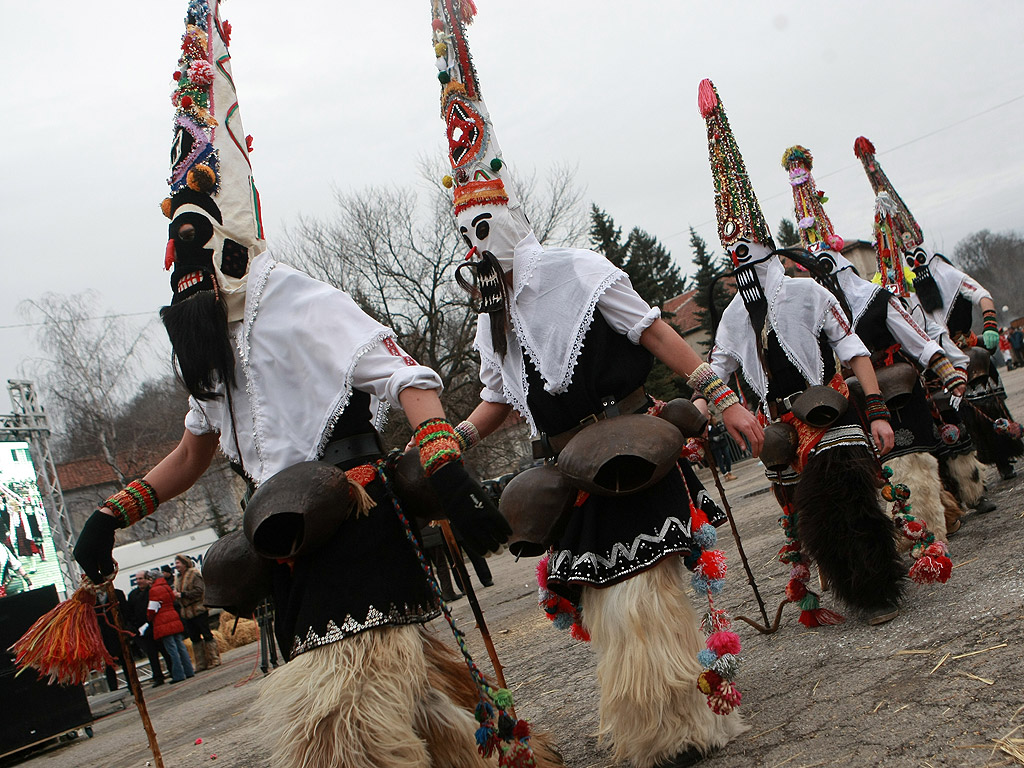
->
[9,368,1024,768]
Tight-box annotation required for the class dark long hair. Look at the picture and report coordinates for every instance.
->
[160,290,235,401]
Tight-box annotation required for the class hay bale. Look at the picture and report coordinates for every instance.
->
[211,629,231,654]
[217,611,260,648]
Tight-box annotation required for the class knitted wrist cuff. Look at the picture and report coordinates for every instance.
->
[454,420,481,453]
[930,355,965,390]
[982,309,998,333]
[687,362,740,411]
[415,418,462,476]
[864,393,891,422]
[103,479,159,529]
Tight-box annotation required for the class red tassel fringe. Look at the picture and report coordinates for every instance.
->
[11,584,114,685]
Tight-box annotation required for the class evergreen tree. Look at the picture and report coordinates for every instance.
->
[589,206,686,307]
[777,217,800,248]
[589,204,627,267]
[688,227,733,345]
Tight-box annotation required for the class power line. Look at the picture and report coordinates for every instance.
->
[0,311,155,331]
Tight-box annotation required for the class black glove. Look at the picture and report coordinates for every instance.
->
[74,510,119,583]
[428,461,511,556]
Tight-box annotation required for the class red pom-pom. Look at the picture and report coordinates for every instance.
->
[222,19,232,46]
[172,70,182,81]
[181,94,194,109]
[923,542,947,558]
[512,719,531,740]
[246,134,254,153]
[785,578,807,602]
[706,631,741,657]
[536,556,549,591]
[569,622,591,642]
[854,136,876,159]
[909,555,952,585]
[432,18,445,31]
[689,503,709,531]
[696,550,727,580]
[697,79,718,118]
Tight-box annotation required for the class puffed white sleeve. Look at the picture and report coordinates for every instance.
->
[350,337,443,411]
[596,275,662,344]
[184,397,218,436]
[822,304,870,363]
[479,360,508,404]
[958,273,992,304]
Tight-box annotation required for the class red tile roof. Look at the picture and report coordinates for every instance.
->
[665,288,702,335]
[57,441,181,491]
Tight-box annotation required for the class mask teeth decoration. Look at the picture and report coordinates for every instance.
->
[697,79,773,267]
[853,136,923,251]
[162,0,266,306]
[782,145,844,256]
[430,0,513,214]
[872,192,910,297]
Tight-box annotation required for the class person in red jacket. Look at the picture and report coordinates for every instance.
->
[146,570,194,683]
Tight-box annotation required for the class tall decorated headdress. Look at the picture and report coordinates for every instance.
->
[161,0,265,319]
[430,0,513,216]
[781,146,845,255]
[698,79,774,268]
[853,137,923,251]
[429,0,534,356]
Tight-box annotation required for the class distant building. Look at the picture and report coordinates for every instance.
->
[57,445,245,543]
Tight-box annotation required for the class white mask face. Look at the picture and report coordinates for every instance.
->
[727,238,772,268]
[456,203,532,271]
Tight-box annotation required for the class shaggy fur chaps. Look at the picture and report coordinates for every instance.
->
[255,625,488,768]
[794,446,907,613]
[886,453,947,544]
[582,558,747,768]
[941,452,986,508]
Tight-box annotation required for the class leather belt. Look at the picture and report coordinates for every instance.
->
[320,432,384,468]
[532,387,651,460]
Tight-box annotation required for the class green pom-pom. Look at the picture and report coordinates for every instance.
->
[491,688,514,710]
[438,71,451,84]
[799,594,819,611]
[490,157,503,172]
[883,465,894,478]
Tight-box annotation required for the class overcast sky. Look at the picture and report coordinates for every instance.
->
[2,1,1023,396]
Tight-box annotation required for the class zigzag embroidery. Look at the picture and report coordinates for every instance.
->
[552,515,693,574]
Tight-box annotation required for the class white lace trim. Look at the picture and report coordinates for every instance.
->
[311,330,396,462]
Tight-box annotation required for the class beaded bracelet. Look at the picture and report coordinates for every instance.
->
[687,362,740,412]
[415,418,462,477]
[929,355,966,391]
[454,420,481,453]
[864,393,891,423]
[982,308,998,334]
[102,479,160,529]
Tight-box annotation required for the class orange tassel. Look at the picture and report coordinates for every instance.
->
[11,581,114,685]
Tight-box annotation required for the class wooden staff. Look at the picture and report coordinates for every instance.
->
[103,583,164,768]
[437,521,515,718]
[704,445,770,628]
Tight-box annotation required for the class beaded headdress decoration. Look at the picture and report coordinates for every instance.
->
[698,79,774,268]
[782,145,845,255]
[161,0,265,310]
[871,192,911,298]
